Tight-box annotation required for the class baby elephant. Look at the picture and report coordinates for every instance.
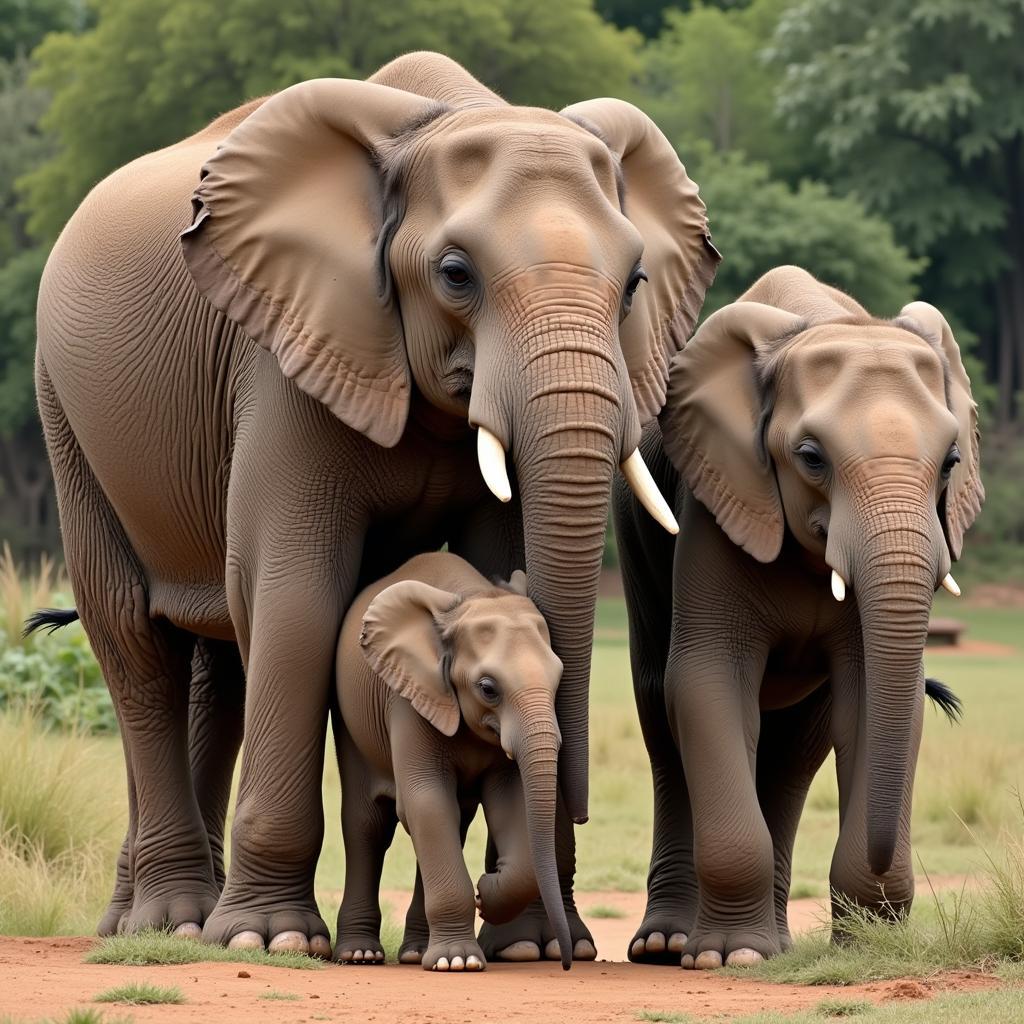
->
[333,552,572,971]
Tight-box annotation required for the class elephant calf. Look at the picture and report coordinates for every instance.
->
[615,266,981,968]
[332,552,572,971]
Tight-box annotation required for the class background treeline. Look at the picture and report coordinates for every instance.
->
[1,0,1022,576]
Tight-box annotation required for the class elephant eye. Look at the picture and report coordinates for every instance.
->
[941,446,961,480]
[795,441,827,473]
[623,266,648,310]
[477,677,501,704]
[438,254,474,290]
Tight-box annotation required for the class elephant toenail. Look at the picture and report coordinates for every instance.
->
[631,938,645,957]
[228,930,264,951]
[400,950,422,964]
[725,948,764,967]
[695,950,723,970]
[466,955,483,971]
[497,941,540,962]
[268,931,309,954]
[172,922,202,940]
[681,954,695,969]
[646,931,666,953]
[668,933,687,953]
[436,956,450,971]
[308,935,332,959]
[544,939,561,961]
[451,956,465,971]
[573,939,597,960]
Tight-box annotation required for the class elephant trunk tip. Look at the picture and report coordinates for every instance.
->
[867,821,897,878]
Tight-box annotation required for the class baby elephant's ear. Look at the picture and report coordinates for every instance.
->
[361,581,462,736]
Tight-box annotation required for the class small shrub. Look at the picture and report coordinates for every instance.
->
[259,991,300,1001]
[587,904,626,919]
[815,999,873,1017]
[94,982,184,1005]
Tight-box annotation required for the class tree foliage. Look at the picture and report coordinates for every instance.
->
[769,0,1024,424]
[693,149,925,316]
[23,0,640,242]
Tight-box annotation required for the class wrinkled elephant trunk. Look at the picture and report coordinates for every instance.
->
[852,495,938,877]
[472,309,638,826]
[515,711,573,970]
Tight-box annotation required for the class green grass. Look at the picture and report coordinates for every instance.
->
[730,987,1024,1024]
[258,991,300,1001]
[813,999,873,1017]
[93,982,183,1005]
[1,1012,133,1024]
[86,930,324,970]
[587,903,627,918]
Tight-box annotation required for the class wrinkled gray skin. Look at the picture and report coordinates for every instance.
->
[34,50,716,953]
[614,267,982,968]
[333,552,573,971]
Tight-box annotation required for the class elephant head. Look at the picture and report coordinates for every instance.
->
[359,569,571,968]
[660,265,983,876]
[180,53,719,823]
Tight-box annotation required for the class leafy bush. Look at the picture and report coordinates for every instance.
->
[0,545,113,734]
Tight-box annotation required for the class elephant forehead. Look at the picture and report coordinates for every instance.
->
[782,326,947,407]
[413,111,620,211]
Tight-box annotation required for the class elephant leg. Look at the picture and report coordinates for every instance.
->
[334,729,396,964]
[615,474,693,964]
[37,361,217,934]
[399,800,476,965]
[829,648,921,933]
[672,644,780,969]
[188,638,245,892]
[201,574,342,953]
[756,684,833,949]
[98,729,137,936]
[478,794,596,963]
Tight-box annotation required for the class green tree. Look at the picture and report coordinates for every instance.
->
[0,0,83,60]
[694,149,925,316]
[637,0,813,180]
[769,0,1024,426]
[24,0,640,242]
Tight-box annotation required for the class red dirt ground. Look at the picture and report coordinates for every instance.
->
[0,890,1004,1024]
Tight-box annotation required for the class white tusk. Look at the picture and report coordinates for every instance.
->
[831,570,846,602]
[477,426,512,503]
[621,449,679,535]
[941,573,960,597]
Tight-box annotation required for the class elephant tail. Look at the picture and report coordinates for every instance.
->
[925,677,962,723]
[23,607,80,638]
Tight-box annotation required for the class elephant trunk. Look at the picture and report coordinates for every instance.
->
[852,494,937,876]
[514,705,573,970]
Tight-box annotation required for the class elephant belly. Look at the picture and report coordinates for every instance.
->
[759,643,829,711]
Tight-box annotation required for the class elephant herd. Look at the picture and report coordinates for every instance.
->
[31,52,981,973]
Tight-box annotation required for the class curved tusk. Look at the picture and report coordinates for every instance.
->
[477,426,512,503]
[621,449,679,535]
[941,573,960,597]
[831,570,846,602]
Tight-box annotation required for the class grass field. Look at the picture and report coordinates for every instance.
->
[1,588,1022,1019]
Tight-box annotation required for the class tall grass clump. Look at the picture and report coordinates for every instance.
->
[0,709,123,934]
[0,546,113,735]
[736,810,1024,985]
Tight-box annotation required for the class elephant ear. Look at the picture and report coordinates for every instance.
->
[181,79,444,448]
[660,301,806,563]
[370,51,505,108]
[898,302,984,560]
[559,98,721,424]
[361,580,462,737]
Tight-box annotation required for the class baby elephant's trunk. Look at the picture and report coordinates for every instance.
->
[516,725,573,970]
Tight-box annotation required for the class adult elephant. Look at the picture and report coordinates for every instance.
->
[35,52,718,952]
[614,266,982,967]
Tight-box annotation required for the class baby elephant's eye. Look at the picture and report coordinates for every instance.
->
[941,446,961,480]
[477,677,500,703]
[795,440,827,473]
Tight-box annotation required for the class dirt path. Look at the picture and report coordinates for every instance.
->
[0,887,999,1024]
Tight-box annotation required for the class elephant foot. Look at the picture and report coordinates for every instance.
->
[680,917,778,969]
[479,901,596,963]
[97,888,134,937]
[398,930,427,965]
[203,893,330,957]
[628,903,694,965]
[423,936,486,972]
[118,882,219,937]
[335,933,385,964]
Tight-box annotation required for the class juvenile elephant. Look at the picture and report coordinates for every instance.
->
[36,51,717,951]
[614,266,982,967]
[333,552,570,971]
